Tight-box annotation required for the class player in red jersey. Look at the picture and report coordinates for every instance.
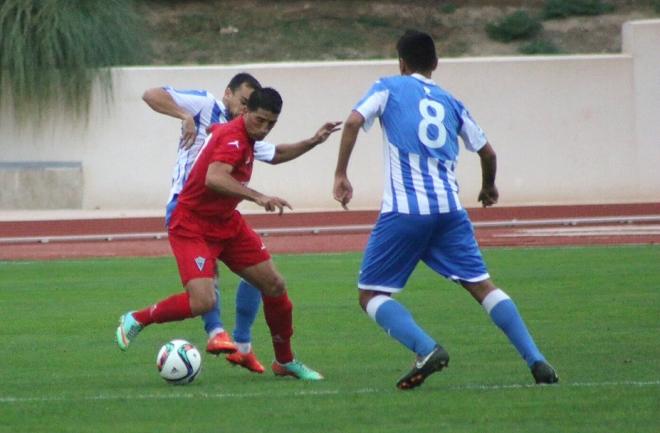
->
[116,87,340,380]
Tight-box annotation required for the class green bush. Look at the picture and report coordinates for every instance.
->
[440,3,457,14]
[542,0,615,19]
[486,10,543,43]
[653,0,660,14]
[0,0,148,125]
[519,39,562,55]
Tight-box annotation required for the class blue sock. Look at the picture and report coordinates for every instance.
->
[483,289,545,367]
[201,284,223,336]
[366,295,437,357]
[232,280,262,344]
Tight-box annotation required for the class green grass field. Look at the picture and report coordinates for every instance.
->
[1,245,658,433]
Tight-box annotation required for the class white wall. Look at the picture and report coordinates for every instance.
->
[1,20,658,211]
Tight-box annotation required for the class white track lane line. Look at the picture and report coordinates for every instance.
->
[497,224,660,237]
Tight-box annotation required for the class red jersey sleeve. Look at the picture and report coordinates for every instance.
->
[211,131,247,167]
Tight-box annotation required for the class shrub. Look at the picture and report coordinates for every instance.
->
[542,0,615,19]
[0,0,148,125]
[519,39,562,55]
[440,3,457,14]
[486,10,543,43]
[653,0,660,14]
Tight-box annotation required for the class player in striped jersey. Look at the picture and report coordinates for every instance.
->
[142,73,339,374]
[333,30,558,389]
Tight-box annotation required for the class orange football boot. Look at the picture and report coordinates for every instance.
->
[226,350,265,374]
[206,331,237,355]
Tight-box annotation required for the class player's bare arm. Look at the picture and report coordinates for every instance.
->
[333,111,364,210]
[142,87,197,149]
[269,121,342,164]
[477,142,499,207]
[206,162,292,215]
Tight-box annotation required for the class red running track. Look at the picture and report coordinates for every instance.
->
[0,203,658,261]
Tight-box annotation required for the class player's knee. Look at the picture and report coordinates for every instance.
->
[270,276,287,296]
[190,290,215,314]
[261,274,286,297]
[358,290,377,312]
[187,279,217,314]
[461,279,496,303]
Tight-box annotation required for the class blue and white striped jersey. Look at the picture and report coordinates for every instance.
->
[163,87,275,222]
[354,73,487,215]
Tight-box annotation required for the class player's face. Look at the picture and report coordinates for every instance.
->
[224,83,255,118]
[244,108,279,141]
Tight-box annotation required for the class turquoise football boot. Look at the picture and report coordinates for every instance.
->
[271,359,324,381]
[115,312,143,351]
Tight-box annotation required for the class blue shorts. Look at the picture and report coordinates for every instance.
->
[358,210,489,293]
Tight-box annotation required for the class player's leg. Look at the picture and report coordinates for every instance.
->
[462,278,558,383]
[225,279,265,373]
[425,210,557,384]
[232,279,261,350]
[204,276,238,355]
[238,260,321,380]
[201,283,223,337]
[115,230,218,351]
[117,278,215,351]
[358,213,449,389]
[222,222,321,380]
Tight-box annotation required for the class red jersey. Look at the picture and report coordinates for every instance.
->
[176,117,255,221]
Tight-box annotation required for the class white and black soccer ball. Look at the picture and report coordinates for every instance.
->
[156,339,202,385]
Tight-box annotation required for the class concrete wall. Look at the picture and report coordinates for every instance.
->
[1,20,658,211]
[0,162,83,209]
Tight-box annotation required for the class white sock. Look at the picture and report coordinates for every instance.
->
[365,294,392,320]
[236,342,252,354]
[481,289,510,314]
[208,327,225,338]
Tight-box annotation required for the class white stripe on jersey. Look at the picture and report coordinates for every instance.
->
[459,109,488,152]
[166,132,216,204]
[355,74,489,216]
[427,159,450,213]
[356,89,389,133]
[381,130,394,213]
[408,152,430,215]
[191,131,215,167]
[444,160,462,211]
[388,144,409,214]
[384,140,466,215]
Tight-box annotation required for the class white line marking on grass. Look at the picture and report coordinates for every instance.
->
[2,380,659,404]
[456,380,660,391]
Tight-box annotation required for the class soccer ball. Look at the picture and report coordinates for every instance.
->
[156,339,202,385]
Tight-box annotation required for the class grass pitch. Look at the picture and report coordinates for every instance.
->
[1,245,658,433]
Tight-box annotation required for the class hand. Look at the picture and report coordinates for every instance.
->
[478,185,499,207]
[311,121,342,146]
[179,115,197,150]
[255,194,292,215]
[333,174,353,210]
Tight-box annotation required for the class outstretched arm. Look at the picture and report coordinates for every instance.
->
[142,87,197,149]
[206,162,292,215]
[477,142,499,207]
[333,111,364,210]
[269,121,342,164]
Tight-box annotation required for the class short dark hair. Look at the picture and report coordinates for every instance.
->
[227,72,261,92]
[396,30,438,72]
[247,87,283,114]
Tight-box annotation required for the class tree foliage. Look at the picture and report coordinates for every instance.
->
[0,0,148,125]
[485,10,543,43]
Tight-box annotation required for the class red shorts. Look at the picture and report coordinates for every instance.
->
[168,206,270,285]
